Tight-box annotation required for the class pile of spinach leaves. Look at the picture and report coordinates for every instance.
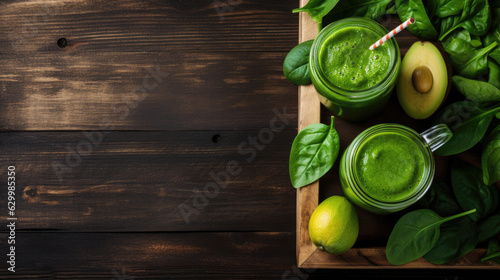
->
[394,0,500,263]
[387,159,500,265]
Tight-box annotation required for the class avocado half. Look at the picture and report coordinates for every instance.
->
[397,41,451,119]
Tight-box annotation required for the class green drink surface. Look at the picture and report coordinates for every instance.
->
[354,132,425,202]
[319,26,391,91]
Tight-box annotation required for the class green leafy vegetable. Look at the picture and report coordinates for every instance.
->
[293,0,339,28]
[442,29,472,48]
[322,0,393,25]
[432,101,500,156]
[396,0,438,40]
[417,178,462,217]
[445,39,498,78]
[439,0,491,41]
[452,75,500,102]
[482,124,500,185]
[484,26,500,47]
[451,159,499,221]
[481,239,500,263]
[424,216,478,264]
[478,213,500,243]
[386,208,477,265]
[289,116,340,188]
[491,47,500,65]
[428,0,465,18]
[489,60,500,89]
[283,40,314,85]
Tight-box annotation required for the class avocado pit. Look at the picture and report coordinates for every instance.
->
[412,66,433,94]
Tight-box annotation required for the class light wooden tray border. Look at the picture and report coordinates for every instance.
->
[295,0,498,269]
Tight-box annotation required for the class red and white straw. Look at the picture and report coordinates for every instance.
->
[369,18,415,50]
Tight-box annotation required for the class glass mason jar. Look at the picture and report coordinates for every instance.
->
[310,18,401,121]
[339,124,453,214]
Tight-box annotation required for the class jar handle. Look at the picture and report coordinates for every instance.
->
[420,124,453,152]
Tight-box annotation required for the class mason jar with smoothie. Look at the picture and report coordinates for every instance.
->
[339,124,453,214]
[310,18,401,121]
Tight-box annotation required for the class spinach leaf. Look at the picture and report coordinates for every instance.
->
[424,216,478,264]
[484,26,500,46]
[428,0,465,18]
[432,101,500,156]
[439,0,491,41]
[386,208,477,265]
[451,159,499,221]
[322,0,393,25]
[452,75,500,102]
[482,124,500,185]
[442,29,483,49]
[289,116,340,188]
[445,39,498,78]
[481,239,500,263]
[293,0,339,28]
[396,0,438,40]
[489,60,500,89]
[442,29,472,48]
[478,213,500,243]
[283,40,314,85]
[385,3,398,14]
[482,6,500,46]
[417,178,462,217]
[491,47,500,65]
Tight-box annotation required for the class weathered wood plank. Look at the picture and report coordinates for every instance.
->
[0,232,494,279]
[0,51,298,131]
[0,130,296,232]
[0,232,296,279]
[0,0,300,131]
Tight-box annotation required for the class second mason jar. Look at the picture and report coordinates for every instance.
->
[310,18,401,121]
[339,124,452,214]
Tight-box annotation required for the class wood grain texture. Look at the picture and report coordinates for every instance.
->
[296,0,320,268]
[0,0,299,131]
[0,130,296,232]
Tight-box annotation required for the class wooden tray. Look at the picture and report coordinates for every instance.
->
[296,0,500,269]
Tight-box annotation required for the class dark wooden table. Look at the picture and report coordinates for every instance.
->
[0,1,492,279]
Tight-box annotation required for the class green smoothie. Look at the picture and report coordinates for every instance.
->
[354,132,425,202]
[319,26,392,91]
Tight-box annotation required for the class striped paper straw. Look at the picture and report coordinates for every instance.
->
[369,18,415,50]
